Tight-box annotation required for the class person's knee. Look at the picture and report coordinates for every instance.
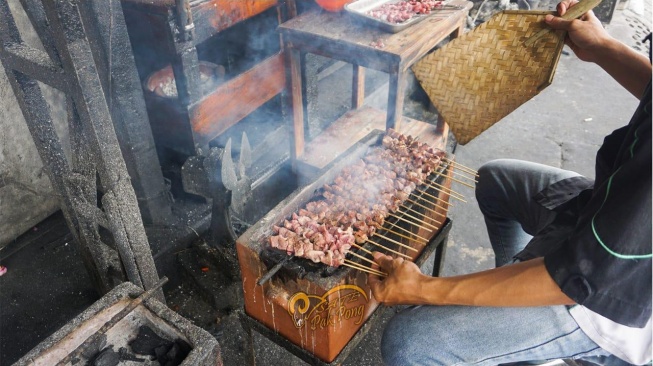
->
[476,159,516,212]
[381,308,448,366]
[381,312,420,366]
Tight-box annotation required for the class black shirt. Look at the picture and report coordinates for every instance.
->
[543,80,652,328]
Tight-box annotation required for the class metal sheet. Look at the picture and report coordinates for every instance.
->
[344,0,463,33]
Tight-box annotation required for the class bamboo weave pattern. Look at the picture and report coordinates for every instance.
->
[412,11,565,144]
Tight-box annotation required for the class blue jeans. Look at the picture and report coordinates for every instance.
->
[381,159,615,366]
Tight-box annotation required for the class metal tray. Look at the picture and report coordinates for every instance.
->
[344,0,463,33]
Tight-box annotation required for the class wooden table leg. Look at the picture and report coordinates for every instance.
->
[284,45,305,164]
[352,65,365,109]
[387,71,407,130]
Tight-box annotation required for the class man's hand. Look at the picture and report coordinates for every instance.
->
[368,254,575,307]
[544,0,612,63]
[545,0,651,98]
[368,252,427,305]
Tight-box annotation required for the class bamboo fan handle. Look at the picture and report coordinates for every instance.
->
[524,0,603,46]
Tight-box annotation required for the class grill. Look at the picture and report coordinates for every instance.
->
[236,130,455,363]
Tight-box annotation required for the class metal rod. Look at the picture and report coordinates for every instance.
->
[56,277,169,366]
[257,255,292,286]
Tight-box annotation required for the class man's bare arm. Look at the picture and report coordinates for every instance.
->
[368,253,575,307]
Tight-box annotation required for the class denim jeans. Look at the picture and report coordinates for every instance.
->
[380,159,615,366]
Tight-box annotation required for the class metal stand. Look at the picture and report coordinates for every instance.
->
[238,218,452,366]
[0,0,164,301]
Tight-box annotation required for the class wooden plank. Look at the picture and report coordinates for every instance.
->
[352,66,365,109]
[192,0,278,43]
[298,106,447,172]
[189,52,285,145]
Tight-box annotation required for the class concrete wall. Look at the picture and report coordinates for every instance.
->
[0,0,69,248]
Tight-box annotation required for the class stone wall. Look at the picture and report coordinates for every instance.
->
[0,0,69,248]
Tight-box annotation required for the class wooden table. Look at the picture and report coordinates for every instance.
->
[278,0,472,176]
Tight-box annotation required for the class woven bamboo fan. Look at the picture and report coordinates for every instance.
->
[412,10,566,144]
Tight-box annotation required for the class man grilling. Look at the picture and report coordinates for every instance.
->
[368,1,652,365]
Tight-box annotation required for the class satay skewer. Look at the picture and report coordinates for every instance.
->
[397,210,440,230]
[348,250,381,267]
[410,194,451,214]
[439,160,479,179]
[388,213,433,233]
[373,232,419,252]
[413,188,454,206]
[400,204,442,226]
[425,180,466,201]
[405,198,446,218]
[351,242,374,255]
[424,181,468,202]
[382,226,429,244]
[451,169,479,183]
[442,158,479,177]
[416,187,464,206]
[365,239,412,259]
[383,221,430,243]
[342,261,387,277]
[433,171,476,189]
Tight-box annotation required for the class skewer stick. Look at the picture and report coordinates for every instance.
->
[452,168,479,183]
[440,159,479,178]
[348,250,381,267]
[416,187,463,205]
[411,192,452,211]
[381,226,428,244]
[405,198,446,218]
[434,170,476,189]
[414,188,453,207]
[400,204,443,226]
[388,213,433,233]
[396,210,440,230]
[365,239,412,259]
[443,157,478,175]
[342,261,387,277]
[351,242,374,255]
[384,221,430,243]
[373,232,419,252]
[426,180,466,200]
[343,258,386,276]
[443,158,479,177]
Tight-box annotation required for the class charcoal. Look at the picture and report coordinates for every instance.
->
[89,346,119,366]
[129,325,172,356]
[129,325,191,366]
